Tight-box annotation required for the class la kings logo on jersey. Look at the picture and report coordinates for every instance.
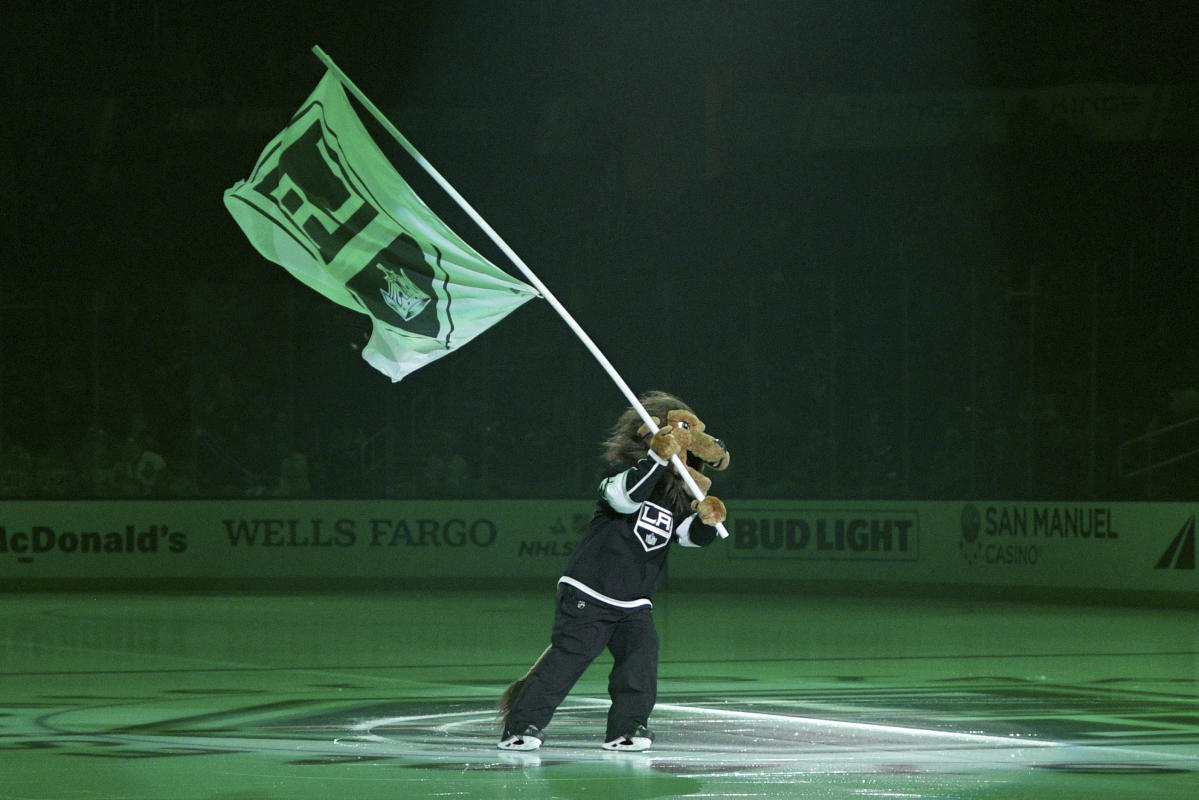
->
[633,501,673,553]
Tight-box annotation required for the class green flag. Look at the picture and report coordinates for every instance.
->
[224,70,538,382]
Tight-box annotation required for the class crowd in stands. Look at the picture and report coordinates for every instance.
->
[3,333,1194,502]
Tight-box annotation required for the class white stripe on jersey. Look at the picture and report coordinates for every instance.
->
[557,576,653,609]
[599,459,664,514]
[674,514,702,547]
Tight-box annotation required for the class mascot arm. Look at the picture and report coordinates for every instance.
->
[598,455,669,515]
[674,508,721,547]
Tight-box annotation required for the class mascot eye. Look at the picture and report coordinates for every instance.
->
[675,420,691,431]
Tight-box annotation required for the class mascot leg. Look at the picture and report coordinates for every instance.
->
[498,587,615,749]
[602,608,658,750]
[497,645,550,750]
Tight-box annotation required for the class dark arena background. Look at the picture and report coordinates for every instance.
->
[2,3,1198,798]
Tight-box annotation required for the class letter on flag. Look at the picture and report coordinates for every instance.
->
[223,70,539,382]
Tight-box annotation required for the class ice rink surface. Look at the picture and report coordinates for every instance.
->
[1,588,1196,799]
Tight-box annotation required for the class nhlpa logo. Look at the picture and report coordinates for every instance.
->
[633,502,673,553]
[1155,515,1196,570]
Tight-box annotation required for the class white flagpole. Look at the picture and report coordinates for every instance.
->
[311,46,728,538]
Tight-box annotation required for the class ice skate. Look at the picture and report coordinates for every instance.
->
[602,724,654,751]
[497,725,544,751]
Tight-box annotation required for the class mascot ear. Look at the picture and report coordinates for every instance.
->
[636,416,662,439]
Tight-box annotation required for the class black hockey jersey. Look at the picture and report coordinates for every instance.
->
[558,452,718,608]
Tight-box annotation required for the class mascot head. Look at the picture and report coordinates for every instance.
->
[603,390,730,515]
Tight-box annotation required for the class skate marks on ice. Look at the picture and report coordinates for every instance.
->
[341,696,1196,777]
[24,678,1198,779]
[340,696,1061,775]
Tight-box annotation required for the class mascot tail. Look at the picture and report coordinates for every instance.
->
[497,645,551,726]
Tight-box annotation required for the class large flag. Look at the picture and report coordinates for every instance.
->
[224,70,539,382]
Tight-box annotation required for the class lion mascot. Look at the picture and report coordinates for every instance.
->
[497,390,729,752]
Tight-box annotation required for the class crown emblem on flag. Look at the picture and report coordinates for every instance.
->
[376,263,431,322]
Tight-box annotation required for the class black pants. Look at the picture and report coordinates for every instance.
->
[504,584,659,742]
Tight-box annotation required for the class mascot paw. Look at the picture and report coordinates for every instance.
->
[692,495,727,526]
[650,426,682,461]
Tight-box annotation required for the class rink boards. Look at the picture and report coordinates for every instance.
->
[2,498,1196,601]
